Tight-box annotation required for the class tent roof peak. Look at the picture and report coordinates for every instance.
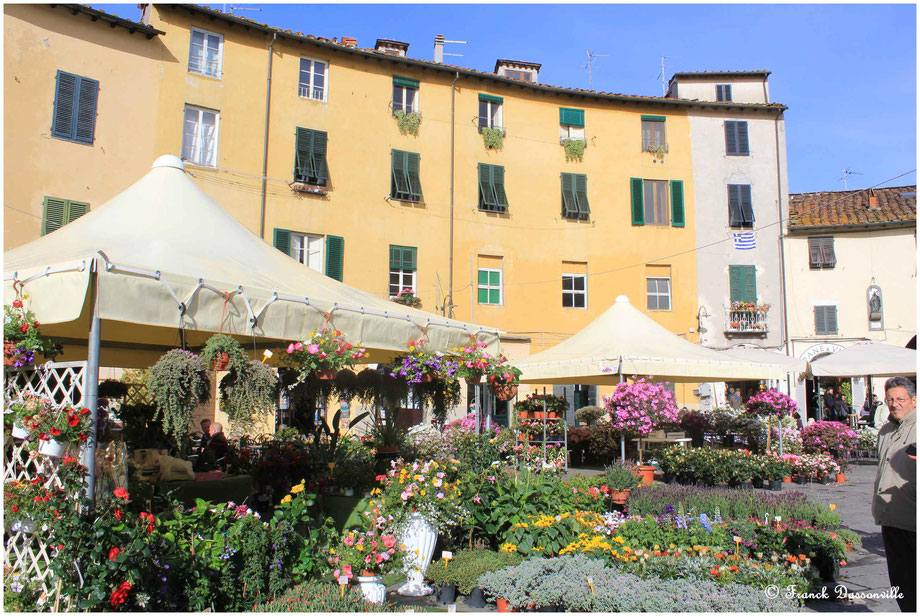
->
[152,154,186,172]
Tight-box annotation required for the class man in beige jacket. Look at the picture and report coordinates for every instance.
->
[872,376,916,612]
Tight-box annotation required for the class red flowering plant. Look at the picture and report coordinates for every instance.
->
[485,355,523,387]
[745,389,798,419]
[33,403,92,444]
[603,377,680,438]
[327,526,403,579]
[283,328,367,382]
[452,340,494,382]
[4,303,61,367]
[802,421,859,469]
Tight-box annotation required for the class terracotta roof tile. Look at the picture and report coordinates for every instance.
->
[788,186,916,229]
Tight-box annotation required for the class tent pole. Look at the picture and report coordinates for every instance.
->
[618,362,625,463]
[84,264,102,509]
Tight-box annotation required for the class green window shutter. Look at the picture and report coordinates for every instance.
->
[670,180,685,227]
[389,245,401,269]
[404,246,417,271]
[74,76,98,144]
[814,306,826,334]
[406,152,421,198]
[742,265,756,303]
[479,93,503,104]
[295,128,311,181]
[559,107,585,127]
[729,265,743,303]
[478,164,496,207]
[574,174,590,215]
[391,150,409,194]
[393,75,419,89]
[492,165,508,207]
[67,200,89,223]
[630,178,645,225]
[325,235,344,281]
[273,228,292,257]
[52,71,77,140]
[561,173,577,216]
[728,185,743,226]
[739,185,754,223]
[641,115,666,122]
[390,245,417,271]
[42,197,67,235]
[311,130,329,181]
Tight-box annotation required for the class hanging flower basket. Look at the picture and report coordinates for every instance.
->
[213,352,230,371]
[283,329,367,384]
[3,340,16,366]
[492,383,518,401]
[465,375,482,385]
[38,437,64,458]
[316,368,338,380]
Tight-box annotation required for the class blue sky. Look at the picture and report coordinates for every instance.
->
[98,3,916,194]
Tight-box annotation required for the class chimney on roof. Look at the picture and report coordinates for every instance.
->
[434,34,444,63]
[494,59,541,84]
[868,189,880,211]
[341,36,357,48]
[375,39,410,57]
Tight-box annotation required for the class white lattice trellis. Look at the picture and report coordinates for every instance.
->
[4,361,87,609]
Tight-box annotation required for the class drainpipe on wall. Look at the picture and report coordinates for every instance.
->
[773,109,792,395]
[447,71,460,318]
[259,32,277,240]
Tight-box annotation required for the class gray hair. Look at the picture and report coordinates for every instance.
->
[211,422,224,434]
[884,377,916,397]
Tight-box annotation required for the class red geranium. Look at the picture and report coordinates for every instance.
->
[114,508,122,520]
[110,581,131,607]
[80,407,91,415]
[109,547,120,561]
[50,427,61,436]
[113,488,129,500]
[20,323,29,333]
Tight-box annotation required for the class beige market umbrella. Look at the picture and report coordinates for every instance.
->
[718,346,807,374]
[808,341,917,378]
[513,295,786,384]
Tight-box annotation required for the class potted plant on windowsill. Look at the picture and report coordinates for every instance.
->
[644,144,668,161]
[394,109,422,136]
[562,138,585,162]
[482,126,504,150]
[290,182,328,195]
[391,288,422,308]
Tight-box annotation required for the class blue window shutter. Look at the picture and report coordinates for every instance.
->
[273,228,292,257]
[670,180,685,227]
[325,235,344,281]
[736,122,750,155]
[725,122,738,154]
[630,178,644,225]
[52,71,77,140]
[74,76,99,144]
[739,185,754,223]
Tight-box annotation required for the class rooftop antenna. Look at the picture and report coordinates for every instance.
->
[223,5,261,14]
[838,168,863,190]
[585,49,609,89]
[434,34,466,63]
[657,55,677,96]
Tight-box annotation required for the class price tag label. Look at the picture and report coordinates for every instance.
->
[261,349,273,363]
[733,536,742,543]
[587,575,595,595]
[338,576,348,586]
[774,516,782,522]
[447,604,457,613]
[442,550,453,560]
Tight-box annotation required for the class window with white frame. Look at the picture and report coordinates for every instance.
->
[389,245,417,297]
[291,232,324,273]
[181,105,219,167]
[646,277,671,311]
[188,28,223,78]
[478,97,503,131]
[477,268,502,305]
[559,124,585,141]
[298,57,328,101]
[392,77,419,114]
[562,273,587,308]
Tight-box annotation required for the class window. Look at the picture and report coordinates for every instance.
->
[725,121,750,156]
[392,76,419,114]
[647,277,671,311]
[728,184,755,227]
[641,115,667,150]
[561,173,590,220]
[504,70,533,82]
[562,273,587,309]
[729,265,757,303]
[298,58,328,101]
[182,105,219,167]
[630,178,684,227]
[814,305,839,335]
[716,84,733,102]
[188,28,222,78]
[273,229,343,281]
[808,237,836,269]
[389,245,417,297]
[41,197,88,235]
[477,268,502,305]
[294,128,329,185]
[559,107,585,142]
[478,164,509,212]
[390,150,422,201]
[478,94,503,131]
[51,71,98,144]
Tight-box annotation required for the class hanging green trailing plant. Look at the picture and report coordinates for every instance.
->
[562,138,585,161]
[482,126,504,150]
[200,334,249,372]
[645,144,667,160]
[219,360,280,435]
[394,109,422,135]
[148,349,211,440]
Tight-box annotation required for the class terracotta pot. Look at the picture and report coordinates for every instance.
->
[465,375,482,385]
[610,489,630,505]
[361,569,374,577]
[316,368,338,380]
[376,445,399,455]
[836,473,846,484]
[638,465,656,486]
[783,476,792,483]
[212,352,230,371]
[496,598,516,613]
[492,383,518,401]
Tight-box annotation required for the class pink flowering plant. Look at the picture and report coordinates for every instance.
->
[283,329,366,381]
[745,389,798,418]
[375,458,466,532]
[603,377,679,437]
[801,421,859,463]
[486,355,523,387]
[391,288,422,308]
[328,527,402,579]
[452,340,493,381]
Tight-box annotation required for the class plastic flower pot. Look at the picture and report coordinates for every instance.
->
[821,475,834,485]
[437,583,457,605]
[38,437,64,458]
[10,517,36,534]
[11,423,29,440]
[836,473,846,484]
[768,480,783,491]
[466,586,487,609]
[793,475,808,485]
[783,476,792,483]
[496,598,517,613]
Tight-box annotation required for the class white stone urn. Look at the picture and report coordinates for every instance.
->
[397,512,438,596]
[356,574,386,603]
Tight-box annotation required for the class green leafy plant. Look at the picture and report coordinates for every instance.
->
[645,144,667,160]
[513,393,568,417]
[482,126,504,150]
[252,581,403,612]
[391,287,422,307]
[148,349,211,441]
[562,138,585,162]
[200,334,249,372]
[605,460,640,491]
[574,405,604,425]
[394,109,421,135]
[426,549,522,594]
[218,360,279,434]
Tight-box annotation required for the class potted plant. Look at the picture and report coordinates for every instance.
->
[394,339,458,384]
[760,452,791,491]
[678,408,710,448]
[513,393,568,420]
[148,349,211,443]
[5,394,51,440]
[801,421,858,480]
[573,405,604,426]
[328,527,401,603]
[482,126,504,150]
[4,303,61,368]
[562,138,584,162]
[394,109,422,135]
[31,403,92,457]
[605,460,640,504]
[283,329,367,381]
[391,288,422,308]
[745,389,798,452]
[426,549,522,606]
[354,368,382,404]
[486,356,522,401]
[200,333,249,372]
[453,340,493,384]
[218,360,279,434]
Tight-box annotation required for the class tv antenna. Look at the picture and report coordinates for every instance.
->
[838,168,863,190]
[657,55,677,96]
[223,5,261,14]
[585,49,609,89]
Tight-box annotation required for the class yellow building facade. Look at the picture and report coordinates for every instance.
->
[4,5,784,410]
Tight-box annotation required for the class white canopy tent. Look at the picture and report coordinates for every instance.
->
[3,156,499,368]
[513,295,787,384]
[808,342,917,378]
[718,347,807,374]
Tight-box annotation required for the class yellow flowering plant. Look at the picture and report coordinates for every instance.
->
[500,511,600,557]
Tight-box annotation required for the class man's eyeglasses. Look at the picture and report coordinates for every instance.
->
[886,397,914,405]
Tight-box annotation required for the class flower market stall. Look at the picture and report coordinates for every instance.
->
[808,341,917,378]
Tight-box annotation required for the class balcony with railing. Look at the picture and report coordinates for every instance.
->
[724,303,770,335]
